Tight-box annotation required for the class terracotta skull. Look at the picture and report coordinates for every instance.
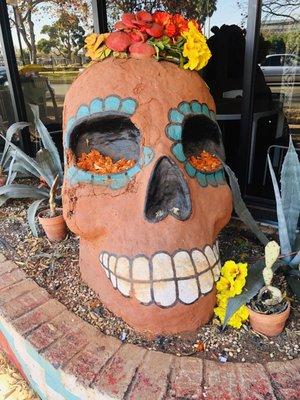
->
[62,57,232,335]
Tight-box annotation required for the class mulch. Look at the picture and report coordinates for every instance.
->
[0,199,299,364]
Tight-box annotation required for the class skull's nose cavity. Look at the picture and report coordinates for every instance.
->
[144,156,191,223]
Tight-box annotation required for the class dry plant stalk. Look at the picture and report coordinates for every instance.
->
[49,175,59,218]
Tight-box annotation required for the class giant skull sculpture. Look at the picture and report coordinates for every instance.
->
[63,57,232,335]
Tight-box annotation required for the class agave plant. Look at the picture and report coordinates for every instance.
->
[221,137,300,327]
[0,105,63,236]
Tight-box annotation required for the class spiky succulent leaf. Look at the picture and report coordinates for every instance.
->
[36,149,57,186]
[30,104,63,179]
[0,122,30,167]
[27,199,45,237]
[0,134,48,184]
[268,154,292,260]
[0,184,48,200]
[0,196,8,207]
[280,136,300,249]
[223,163,269,246]
[223,259,281,328]
[6,153,17,185]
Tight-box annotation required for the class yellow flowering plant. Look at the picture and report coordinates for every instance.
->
[214,260,249,329]
[84,11,211,71]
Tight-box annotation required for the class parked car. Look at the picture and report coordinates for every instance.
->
[260,54,300,84]
[0,66,7,85]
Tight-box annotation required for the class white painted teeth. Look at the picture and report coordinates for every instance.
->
[99,241,220,307]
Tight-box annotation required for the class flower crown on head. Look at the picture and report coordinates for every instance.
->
[85,11,211,71]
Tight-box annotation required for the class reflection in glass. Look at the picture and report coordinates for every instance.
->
[247,1,300,198]
[0,42,15,130]
[7,1,93,131]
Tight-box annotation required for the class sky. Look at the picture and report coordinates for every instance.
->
[8,0,246,53]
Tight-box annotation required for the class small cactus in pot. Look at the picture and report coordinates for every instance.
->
[38,175,67,242]
[247,241,290,336]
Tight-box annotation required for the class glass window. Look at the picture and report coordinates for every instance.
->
[7,1,93,132]
[246,0,300,199]
[0,42,15,130]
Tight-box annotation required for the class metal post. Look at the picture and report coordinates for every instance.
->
[238,0,262,193]
[0,0,31,154]
[92,0,108,33]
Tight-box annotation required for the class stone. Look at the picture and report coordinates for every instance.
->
[41,323,95,369]
[266,359,300,400]
[0,279,38,306]
[27,309,84,351]
[64,334,121,387]
[167,357,203,399]
[203,360,276,400]
[12,299,66,336]
[93,343,147,399]
[0,269,26,291]
[127,351,173,400]
[0,260,18,275]
[1,287,50,321]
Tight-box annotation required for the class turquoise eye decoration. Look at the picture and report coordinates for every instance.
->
[64,95,154,190]
[166,100,226,188]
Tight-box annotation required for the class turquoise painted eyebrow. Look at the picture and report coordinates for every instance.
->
[64,95,138,149]
[165,100,225,188]
[64,95,155,190]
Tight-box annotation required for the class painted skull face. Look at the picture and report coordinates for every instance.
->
[63,57,232,335]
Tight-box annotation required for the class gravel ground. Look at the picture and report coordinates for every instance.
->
[0,199,299,364]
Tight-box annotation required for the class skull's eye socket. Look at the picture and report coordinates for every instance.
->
[182,115,225,160]
[70,115,141,162]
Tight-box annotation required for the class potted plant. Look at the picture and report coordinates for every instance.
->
[38,175,67,242]
[0,166,6,186]
[220,137,299,333]
[247,241,290,336]
[0,105,64,236]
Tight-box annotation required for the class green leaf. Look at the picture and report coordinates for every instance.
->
[0,122,30,167]
[0,195,8,207]
[223,163,269,246]
[280,136,300,249]
[223,259,281,328]
[30,104,63,179]
[0,134,46,183]
[27,199,45,237]
[268,154,292,260]
[0,184,48,200]
[6,153,17,185]
[286,275,300,302]
[36,148,56,186]
[291,250,300,266]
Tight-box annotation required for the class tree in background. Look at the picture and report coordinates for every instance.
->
[106,0,217,26]
[7,0,89,64]
[262,0,300,23]
[37,12,85,62]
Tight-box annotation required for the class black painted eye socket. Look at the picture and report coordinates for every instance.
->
[182,114,225,160]
[145,156,191,223]
[70,114,141,162]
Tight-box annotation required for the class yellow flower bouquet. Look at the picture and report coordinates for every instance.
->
[214,260,249,329]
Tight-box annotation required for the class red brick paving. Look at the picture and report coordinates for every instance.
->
[0,255,299,400]
[266,359,300,400]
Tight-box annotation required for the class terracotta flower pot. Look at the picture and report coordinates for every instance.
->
[0,175,6,186]
[247,301,290,337]
[38,208,67,242]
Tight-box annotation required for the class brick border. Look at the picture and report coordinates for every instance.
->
[0,255,299,400]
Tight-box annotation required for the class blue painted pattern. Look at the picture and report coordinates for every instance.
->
[64,95,155,190]
[66,147,154,189]
[0,317,80,399]
[165,100,226,188]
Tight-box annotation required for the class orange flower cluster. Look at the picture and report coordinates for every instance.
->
[189,150,222,172]
[77,149,135,174]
